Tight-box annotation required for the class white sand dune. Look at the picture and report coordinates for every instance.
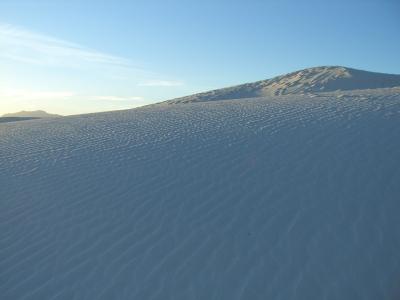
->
[166,66,400,104]
[1,89,400,299]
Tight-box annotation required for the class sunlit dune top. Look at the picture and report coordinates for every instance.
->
[166,66,400,104]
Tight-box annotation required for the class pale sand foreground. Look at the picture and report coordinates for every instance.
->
[1,92,400,299]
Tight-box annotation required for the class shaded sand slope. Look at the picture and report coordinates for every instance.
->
[0,117,40,123]
[1,92,400,299]
[166,66,400,104]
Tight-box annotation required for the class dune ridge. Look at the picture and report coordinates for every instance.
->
[166,66,400,104]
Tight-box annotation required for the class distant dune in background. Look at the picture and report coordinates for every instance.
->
[1,66,400,300]
[2,110,61,119]
[165,66,400,104]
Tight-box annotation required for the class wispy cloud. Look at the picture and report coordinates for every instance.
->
[138,80,184,87]
[0,23,184,114]
[0,23,184,85]
[0,88,143,103]
[0,23,133,69]
[88,96,144,102]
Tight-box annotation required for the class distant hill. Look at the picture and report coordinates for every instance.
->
[2,110,61,118]
[165,66,400,104]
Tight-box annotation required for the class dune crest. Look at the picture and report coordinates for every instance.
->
[166,66,400,104]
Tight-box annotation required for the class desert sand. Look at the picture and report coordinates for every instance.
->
[1,67,400,299]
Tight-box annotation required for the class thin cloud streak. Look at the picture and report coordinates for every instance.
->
[0,23,184,114]
[138,80,184,87]
[0,88,143,103]
[89,96,144,102]
[0,23,134,69]
[0,23,184,84]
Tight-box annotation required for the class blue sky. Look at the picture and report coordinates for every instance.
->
[1,0,399,115]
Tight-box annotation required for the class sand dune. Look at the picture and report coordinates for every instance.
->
[2,110,61,119]
[1,89,400,299]
[166,66,400,104]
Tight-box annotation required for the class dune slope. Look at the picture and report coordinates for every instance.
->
[1,91,400,300]
[166,66,400,104]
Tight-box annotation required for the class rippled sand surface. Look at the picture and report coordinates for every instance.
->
[1,93,400,300]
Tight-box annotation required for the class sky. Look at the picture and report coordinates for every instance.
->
[0,0,399,115]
